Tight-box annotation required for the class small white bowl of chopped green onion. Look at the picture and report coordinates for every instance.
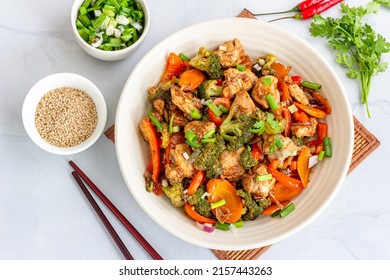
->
[71,0,150,61]
[22,73,107,155]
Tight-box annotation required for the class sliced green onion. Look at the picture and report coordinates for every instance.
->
[190,109,202,120]
[80,6,88,15]
[201,138,216,143]
[236,64,246,71]
[217,104,229,114]
[263,77,272,86]
[185,140,201,149]
[169,114,175,135]
[202,129,216,139]
[323,137,332,158]
[205,100,222,117]
[265,94,278,110]
[301,81,322,90]
[179,53,190,61]
[318,150,325,161]
[215,221,230,231]
[82,0,92,8]
[233,220,243,228]
[172,125,180,133]
[288,104,298,114]
[279,203,295,218]
[184,130,197,142]
[257,174,272,181]
[246,144,252,152]
[271,210,281,218]
[147,112,163,131]
[211,199,226,209]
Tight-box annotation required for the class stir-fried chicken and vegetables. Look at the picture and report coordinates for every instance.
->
[139,38,332,232]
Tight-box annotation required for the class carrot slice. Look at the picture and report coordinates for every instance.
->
[293,101,327,119]
[262,201,291,216]
[178,69,206,91]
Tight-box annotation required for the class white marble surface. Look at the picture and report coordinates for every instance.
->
[1,0,389,260]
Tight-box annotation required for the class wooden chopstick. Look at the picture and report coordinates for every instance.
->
[69,160,163,260]
[71,171,133,260]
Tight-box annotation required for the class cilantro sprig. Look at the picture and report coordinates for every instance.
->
[310,1,390,118]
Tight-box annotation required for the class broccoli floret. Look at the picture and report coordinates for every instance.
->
[162,182,185,207]
[187,187,213,218]
[189,47,223,79]
[198,80,222,100]
[147,80,174,103]
[237,189,271,221]
[240,148,258,170]
[194,135,225,178]
[261,54,277,76]
[219,106,255,151]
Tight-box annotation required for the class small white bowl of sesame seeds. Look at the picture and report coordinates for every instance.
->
[22,73,107,155]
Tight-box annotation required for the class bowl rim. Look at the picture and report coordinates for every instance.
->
[70,0,150,56]
[22,72,107,155]
[115,17,354,250]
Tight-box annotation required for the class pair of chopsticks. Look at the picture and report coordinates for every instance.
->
[69,160,163,260]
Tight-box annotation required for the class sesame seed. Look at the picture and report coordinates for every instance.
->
[34,87,98,148]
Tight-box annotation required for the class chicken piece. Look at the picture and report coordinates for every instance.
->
[216,38,247,68]
[219,147,246,182]
[184,121,216,140]
[251,75,280,109]
[152,99,165,117]
[291,117,318,138]
[242,163,276,197]
[168,106,189,127]
[222,68,258,99]
[165,143,194,184]
[170,86,203,118]
[288,83,310,105]
[230,90,257,116]
[263,134,301,165]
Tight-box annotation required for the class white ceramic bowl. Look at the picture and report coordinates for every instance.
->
[115,18,354,250]
[22,73,107,155]
[71,0,150,61]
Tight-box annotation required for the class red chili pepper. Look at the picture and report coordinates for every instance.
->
[251,143,264,162]
[291,75,302,84]
[295,0,344,20]
[253,0,325,16]
[140,117,161,183]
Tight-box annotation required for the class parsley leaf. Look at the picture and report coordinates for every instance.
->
[269,135,284,154]
[310,1,390,118]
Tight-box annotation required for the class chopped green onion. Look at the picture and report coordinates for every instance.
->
[215,221,230,231]
[265,94,278,110]
[82,0,92,8]
[78,14,92,27]
[318,150,325,161]
[202,129,216,139]
[217,104,229,114]
[190,109,202,120]
[80,6,88,15]
[257,174,272,181]
[288,104,298,114]
[179,53,190,61]
[201,138,216,143]
[169,114,175,135]
[236,64,246,71]
[185,140,201,149]
[301,81,322,90]
[211,199,226,209]
[233,220,244,228]
[323,137,332,158]
[147,112,163,131]
[172,126,180,133]
[279,203,295,218]
[205,100,222,117]
[271,210,281,218]
[246,144,251,152]
[184,130,197,142]
[263,77,272,86]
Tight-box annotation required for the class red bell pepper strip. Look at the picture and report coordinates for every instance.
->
[140,117,161,183]
[208,97,231,127]
[269,160,302,189]
[282,107,291,137]
[184,203,216,224]
[293,101,327,119]
[251,143,264,162]
[291,75,302,84]
[162,53,184,81]
[187,170,205,195]
[317,122,328,143]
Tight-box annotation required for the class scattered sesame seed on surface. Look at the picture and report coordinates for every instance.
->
[34,87,98,147]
